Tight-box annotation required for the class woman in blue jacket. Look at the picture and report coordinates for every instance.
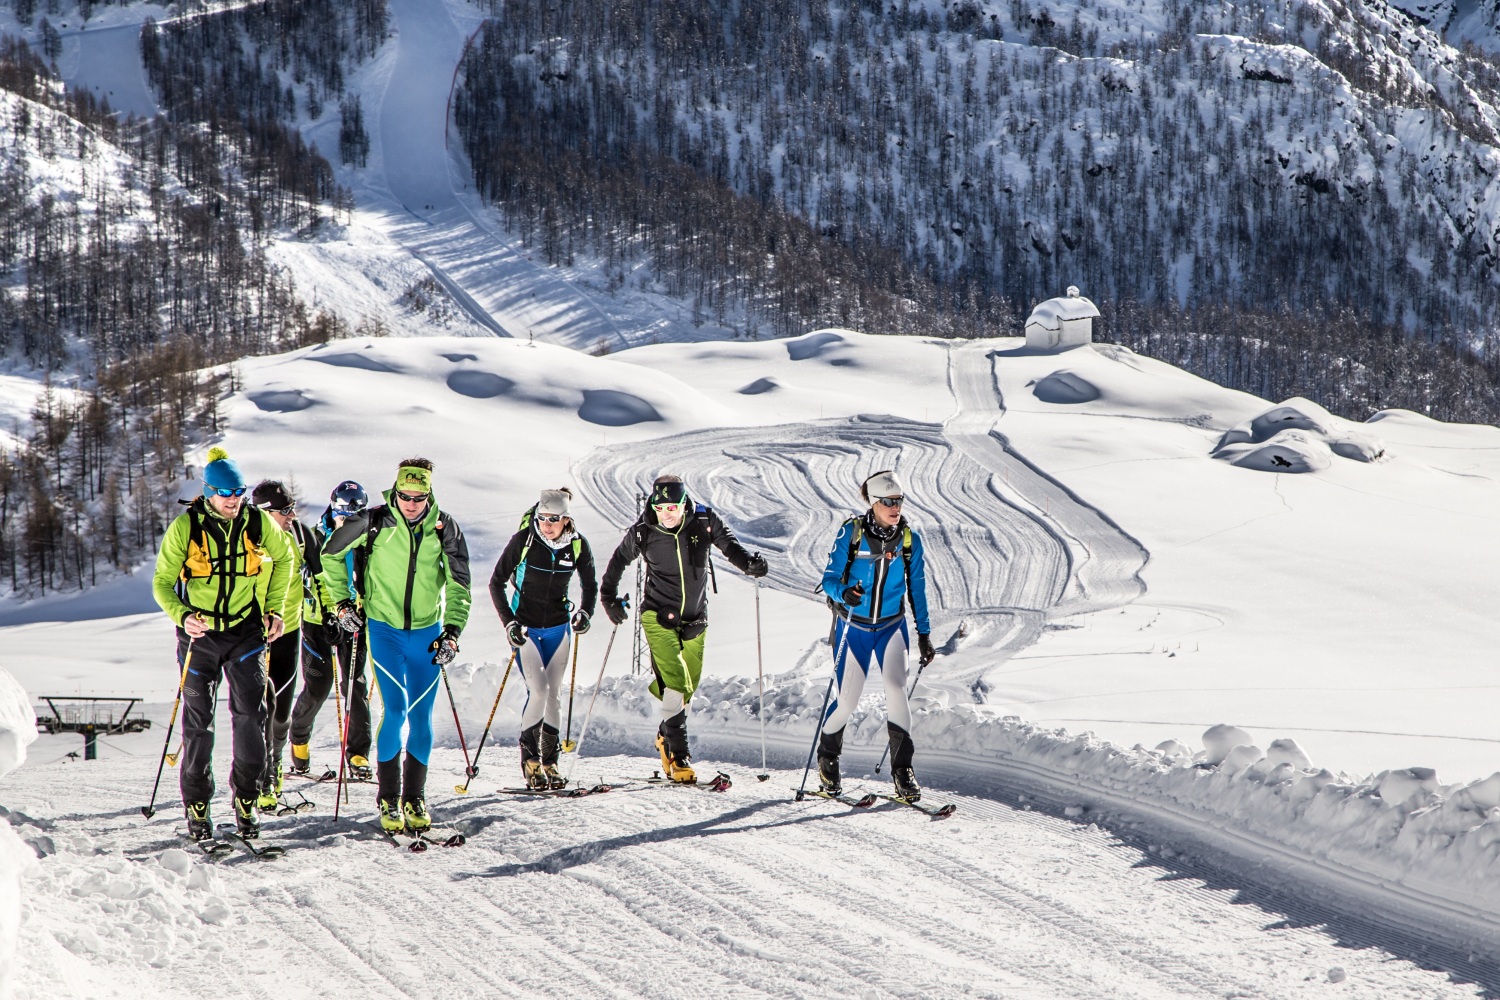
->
[819,470,937,801]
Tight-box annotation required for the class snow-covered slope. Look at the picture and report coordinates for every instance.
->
[3,331,1499,993]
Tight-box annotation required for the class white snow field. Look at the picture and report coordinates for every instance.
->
[2,331,1500,996]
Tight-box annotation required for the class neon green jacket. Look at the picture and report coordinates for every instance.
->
[152,499,296,630]
[319,490,472,633]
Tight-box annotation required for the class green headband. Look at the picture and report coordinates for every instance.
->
[395,465,432,495]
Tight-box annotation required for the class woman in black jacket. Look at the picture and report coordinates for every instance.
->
[489,488,598,789]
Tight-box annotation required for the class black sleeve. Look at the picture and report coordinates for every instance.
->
[575,536,599,618]
[599,527,640,602]
[705,509,754,573]
[322,508,373,557]
[487,531,526,625]
[440,514,471,589]
[300,522,325,578]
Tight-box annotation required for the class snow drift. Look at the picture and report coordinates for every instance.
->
[0,667,39,1000]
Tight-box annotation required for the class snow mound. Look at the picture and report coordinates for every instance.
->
[1031,370,1101,404]
[248,389,316,413]
[786,331,846,361]
[578,389,663,426]
[446,371,516,399]
[0,668,36,783]
[738,377,780,395]
[309,351,401,373]
[1213,399,1385,472]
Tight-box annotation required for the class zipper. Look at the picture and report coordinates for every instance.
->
[867,533,890,624]
[675,527,687,620]
[402,516,422,631]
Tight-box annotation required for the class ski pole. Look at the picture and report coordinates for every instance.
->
[561,633,581,752]
[873,654,932,775]
[332,637,353,819]
[754,581,769,781]
[330,630,347,778]
[455,648,516,794]
[562,619,622,779]
[440,663,474,781]
[142,638,195,819]
[794,614,850,800]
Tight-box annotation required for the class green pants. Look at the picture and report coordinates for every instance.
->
[642,611,706,703]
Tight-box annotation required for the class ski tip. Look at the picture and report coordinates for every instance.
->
[934,803,957,817]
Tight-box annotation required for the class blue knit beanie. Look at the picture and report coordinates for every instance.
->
[202,446,246,495]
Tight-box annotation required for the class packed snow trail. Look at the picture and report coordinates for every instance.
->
[5,733,1490,998]
[947,341,1149,615]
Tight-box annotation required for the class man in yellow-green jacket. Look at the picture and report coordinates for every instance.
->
[321,457,471,834]
[152,447,295,841]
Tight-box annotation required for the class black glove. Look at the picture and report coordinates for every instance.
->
[334,600,363,634]
[323,619,345,645]
[841,582,865,607]
[430,625,460,666]
[571,610,591,635]
[603,595,629,626]
[505,621,526,648]
[746,553,768,578]
[917,633,936,667]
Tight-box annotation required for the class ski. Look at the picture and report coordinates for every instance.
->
[640,770,732,792]
[371,822,428,853]
[866,792,957,817]
[795,787,877,808]
[261,790,316,816]
[413,827,467,849]
[181,832,235,857]
[495,782,616,798]
[214,824,287,858]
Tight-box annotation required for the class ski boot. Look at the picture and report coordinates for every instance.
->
[233,796,261,839]
[655,733,697,784]
[522,758,548,790]
[257,759,284,810]
[347,755,373,782]
[377,798,405,833]
[402,756,431,830]
[888,723,920,802]
[817,728,844,796]
[537,724,567,788]
[542,763,567,790]
[402,799,432,832]
[288,744,312,777]
[185,801,213,841]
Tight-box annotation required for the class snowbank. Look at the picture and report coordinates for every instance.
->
[1212,398,1387,471]
[0,667,39,1000]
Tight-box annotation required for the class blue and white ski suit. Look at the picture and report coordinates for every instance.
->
[819,515,930,735]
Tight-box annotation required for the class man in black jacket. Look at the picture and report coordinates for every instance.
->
[600,475,767,782]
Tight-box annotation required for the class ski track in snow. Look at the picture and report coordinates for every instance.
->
[4,741,1489,999]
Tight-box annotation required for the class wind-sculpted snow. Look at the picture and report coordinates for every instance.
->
[573,415,1069,631]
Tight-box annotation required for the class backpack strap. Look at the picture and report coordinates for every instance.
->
[837,516,863,588]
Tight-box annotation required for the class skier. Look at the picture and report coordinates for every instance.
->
[599,475,768,783]
[287,481,374,781]
[248,479,318,809]
[817,470,937,802]
[320,459,472,833]
[488,488,598,789]
[151,447,296,840]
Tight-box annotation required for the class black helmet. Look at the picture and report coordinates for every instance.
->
[329,480,368,515]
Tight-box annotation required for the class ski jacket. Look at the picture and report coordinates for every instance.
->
[319,490,472,634]
[600,504,753,628]
[489,525,599,629]
[285,520,337,628]
[318,506,362,608]
[820,513,931,635]
[152,498,296,631]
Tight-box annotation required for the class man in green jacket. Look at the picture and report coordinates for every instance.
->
[151,447,295,841]
[320,458,472,833]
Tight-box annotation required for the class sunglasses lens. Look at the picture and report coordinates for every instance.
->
[396,491,426,503]
[877,496,903,508]
[213,487,247,498]
[537,514,563,523]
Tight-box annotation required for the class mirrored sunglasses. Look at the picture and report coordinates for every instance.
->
[874,496,904,508]
[208,486,247,498]
[653,502,685,514]
[266,504,296,515]
[395,490,428,503]
[536,513,565,523]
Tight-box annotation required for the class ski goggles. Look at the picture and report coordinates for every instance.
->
[206,486,248,498]
[652,502,685,516]
[394,490,429,503]
[873,495,904,508]
[536,513,565,523]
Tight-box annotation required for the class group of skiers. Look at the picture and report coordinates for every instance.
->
[151,448,939,841]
